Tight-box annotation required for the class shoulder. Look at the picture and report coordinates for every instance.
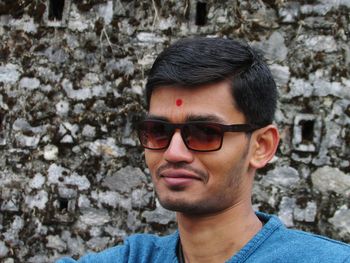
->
[283,228,350,252]
[255,212,350,262]
[56,232,179,263]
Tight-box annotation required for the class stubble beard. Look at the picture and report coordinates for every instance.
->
[154,144,250,216]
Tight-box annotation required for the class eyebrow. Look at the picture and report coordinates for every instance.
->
[145,114,226,124]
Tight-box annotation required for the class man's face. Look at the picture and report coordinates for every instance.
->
[145,81,255,215]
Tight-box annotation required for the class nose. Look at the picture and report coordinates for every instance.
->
[163,131,194,163]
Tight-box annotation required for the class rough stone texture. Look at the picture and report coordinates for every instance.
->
[0,0,349,261]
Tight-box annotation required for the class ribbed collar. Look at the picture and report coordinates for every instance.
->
[154,212,283,263]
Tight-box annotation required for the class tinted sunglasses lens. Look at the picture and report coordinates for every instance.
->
[138,121,172,149]
[183,123,223,151]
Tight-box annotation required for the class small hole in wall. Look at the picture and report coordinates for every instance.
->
[59,198,69,211]
[195,1,207,26]
[300,120,314,144]
[49,0,65,21]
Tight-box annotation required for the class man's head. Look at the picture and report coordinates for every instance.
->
[145,37,277,127]
[139,37,279,216]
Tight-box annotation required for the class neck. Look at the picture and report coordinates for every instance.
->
[177,201,262,263]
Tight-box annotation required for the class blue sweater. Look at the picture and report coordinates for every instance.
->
[57,212,350,263]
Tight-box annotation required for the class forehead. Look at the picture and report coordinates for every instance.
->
[148,82,244,123]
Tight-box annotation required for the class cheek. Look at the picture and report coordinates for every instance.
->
[200,151,245,181]
[145,150,161,174]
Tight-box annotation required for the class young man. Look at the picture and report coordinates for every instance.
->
[58,38,350,262]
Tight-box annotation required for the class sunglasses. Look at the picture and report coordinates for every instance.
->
[137,119,260,152]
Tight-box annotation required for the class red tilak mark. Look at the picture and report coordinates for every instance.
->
[176,99,183,107]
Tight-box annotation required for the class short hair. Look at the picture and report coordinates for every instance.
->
[145,37,277,127]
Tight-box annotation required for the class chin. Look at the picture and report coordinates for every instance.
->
[157,195,224,216]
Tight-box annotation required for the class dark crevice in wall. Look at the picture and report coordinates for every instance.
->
[48,0,65,20]
[195,1,207,26]
[301,120,315,144]
[59,198,69,211]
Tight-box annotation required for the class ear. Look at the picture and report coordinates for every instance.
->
[249,125,280,169]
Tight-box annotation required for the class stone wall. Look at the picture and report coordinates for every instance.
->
[0,0,349,262]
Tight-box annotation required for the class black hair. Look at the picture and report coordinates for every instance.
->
[145,37,277,127]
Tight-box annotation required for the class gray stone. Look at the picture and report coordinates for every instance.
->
[102,166,148,194]
[278,196,296,227]
[25,190,48,210]
[136,32,166,43]
[311,166,350,195]
[27,255,49,263]
[303,16,335,29]
[47,163,69,184]
[261,166,300,189]
[3,216,24,244]
[80,73,100,87]
[78,194,91,208]
[58,187,77,199]
[278,2,300,23]
[86,237,110,251]
[36,66,62,83]
[73,103,85,114]
[269,64,290,87]
[286,78,314,98]
[293,201,317,222]
[89,138,126,158]
[82,125,96,138]
[0,240,9,258]
[329,206,350,239]
[301,0,350,15]
[9,15,37,33]
[60,230,85,258]
[14,134,41,148]
[1,189,20,212]
[257,31,288,62]
[0,94,9,111]
[44,46,69,64]
[29,173,46,189]
[13,118,45,134]
[103,226,127,240]
[43,144,59,161]
[0,63,21,84]
[65,172,91,191]
[131,188,153,208]
[60,134,74,144]
[62,79,92,100]
[47,164,91,190]
[89,226,103,237]
[46,235,67,253]
[79,209,111,226]
[142,200,176,225]
[55,101,70,116]
[300,4,332,15]
[59,122,79,139]
[19,77,40,90]
[297,35,337,53]
[127,210,141,232]
[158,17,177,30]
[68,7,89,32]
[312,78,349,99]
[98,0,113,24]
[291,153,312,164]
[91,190,131,209]
[105,58,135,77]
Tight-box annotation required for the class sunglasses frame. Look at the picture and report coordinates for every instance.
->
[137,119,260,152]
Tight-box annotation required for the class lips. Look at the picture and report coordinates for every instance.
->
[160,169,202,187]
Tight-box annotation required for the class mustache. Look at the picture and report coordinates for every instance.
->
[156,162,209,183]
